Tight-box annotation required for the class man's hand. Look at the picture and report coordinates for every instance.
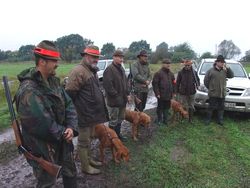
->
[223,63,229,71]
[63,128,74,143]
[145,80,150,86]
[127,95,132,103]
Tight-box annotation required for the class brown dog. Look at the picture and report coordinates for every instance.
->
[125,109,151,141]
[94,124,129,164]
[171,99,189,122]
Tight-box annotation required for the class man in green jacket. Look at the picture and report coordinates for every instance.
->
[204,55,234,125]
[16,40,79,187]
[65,45,109,175]
[131,50,151,112]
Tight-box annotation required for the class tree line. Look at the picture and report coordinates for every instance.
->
[0,34,248,63]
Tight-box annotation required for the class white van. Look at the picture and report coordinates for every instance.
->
[194,58,250,112]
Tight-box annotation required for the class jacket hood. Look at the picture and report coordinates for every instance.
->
[17,67,41,82]
[17,67,60,84]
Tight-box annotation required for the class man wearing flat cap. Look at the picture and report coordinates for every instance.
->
[131,50,152,112]
[65,45,109,175]
[176,59,200,123]
[16,40,79,187]
[103,50,130,140]
[204,55,234,126]
[152,59,176,125]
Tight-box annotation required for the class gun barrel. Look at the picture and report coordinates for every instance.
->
[3,76,16,121]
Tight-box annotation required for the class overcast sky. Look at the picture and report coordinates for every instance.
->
[1,0,249,56]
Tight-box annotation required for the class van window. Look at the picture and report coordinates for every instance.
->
[97,61,106,70]
[229,63,247,78]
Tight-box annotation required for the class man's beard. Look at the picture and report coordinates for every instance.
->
[89,63,99,73]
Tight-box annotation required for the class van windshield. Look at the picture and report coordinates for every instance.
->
[199,62,247,78]
[97,61,106,70]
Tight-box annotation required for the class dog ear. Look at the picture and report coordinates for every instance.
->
[121,148,130,162]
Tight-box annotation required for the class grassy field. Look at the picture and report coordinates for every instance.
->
[244,63,250,73]
[0,61,249,187]
[0,61,168,130]
[104,110,250,187]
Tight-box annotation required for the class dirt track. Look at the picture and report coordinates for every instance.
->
[0,88,157,187]
[0,109,157,188]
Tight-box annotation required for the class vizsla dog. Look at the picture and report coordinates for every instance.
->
[94,124,130,164]
[125,109,151,141]
[171,99,189,123]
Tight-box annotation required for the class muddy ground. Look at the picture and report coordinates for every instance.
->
[0,108,158,188]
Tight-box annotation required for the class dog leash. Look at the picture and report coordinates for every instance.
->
[103,125,119,142]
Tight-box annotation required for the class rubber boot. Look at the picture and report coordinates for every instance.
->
[63,176,77,188]
[156,109,163,126]
[78,148,101,175]
[114,123,127,141]
[217,110,224,126]
[205,109,212,125]
[89,158,102,167]
[163,109,169,125]
[188,108,194,123]
[88,148,102,167]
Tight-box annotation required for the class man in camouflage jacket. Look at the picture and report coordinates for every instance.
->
[131,50,151,112]
[16,40,78,188]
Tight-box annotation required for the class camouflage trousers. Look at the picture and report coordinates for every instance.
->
[107,106,125,128]
[33,141,77,188]
[179,94,195,110]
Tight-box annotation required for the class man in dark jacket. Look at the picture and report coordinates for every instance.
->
[103,50,130,140]
[65,45,109,175]
[204,55,234,125]
[176,59,200,123]
[131,50,151,111]
[16,40,79,187]
[152,59,176,125]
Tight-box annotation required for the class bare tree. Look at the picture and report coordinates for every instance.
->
[217,40,241,59]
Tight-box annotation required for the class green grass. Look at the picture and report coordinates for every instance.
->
[0,61,77,80]
[0,61,78,130]
[244,63,250,73]
[104,111,250,187]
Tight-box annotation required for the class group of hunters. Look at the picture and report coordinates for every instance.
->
[14,40,233,187]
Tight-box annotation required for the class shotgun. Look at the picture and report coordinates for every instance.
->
[2,76,62,178]
[191,66,199,90]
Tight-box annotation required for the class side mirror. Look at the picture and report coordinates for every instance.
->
[248,73,250,79]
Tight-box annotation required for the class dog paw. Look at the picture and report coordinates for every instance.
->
[114,160,120,164]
